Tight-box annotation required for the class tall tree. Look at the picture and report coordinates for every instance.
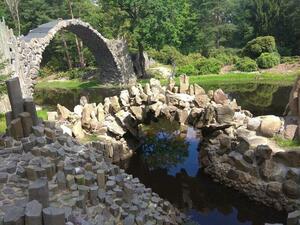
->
[100,0,190,77]
[4,0,21,35]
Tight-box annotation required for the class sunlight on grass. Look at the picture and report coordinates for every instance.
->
[273,136,300,148]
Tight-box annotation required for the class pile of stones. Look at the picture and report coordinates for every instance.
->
[0,77,184,225]
[51,75,300,224]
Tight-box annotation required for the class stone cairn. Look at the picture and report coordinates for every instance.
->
[0,77,184,225]
[52,75,300,225]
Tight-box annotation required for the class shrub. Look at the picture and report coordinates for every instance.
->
[176,64,197,76]
[235,57,258,72]
[243,36,277,58]
[256,53,280,69]
[208,47,239,65]
[148,45,183,65]
[194,58,222,75]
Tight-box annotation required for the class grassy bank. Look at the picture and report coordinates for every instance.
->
[35,72,298,91]
[35,79,124,90]
[140,72,298,89]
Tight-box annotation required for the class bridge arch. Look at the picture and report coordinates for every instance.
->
[18,19,135,97]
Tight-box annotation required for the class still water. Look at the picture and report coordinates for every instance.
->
[119,119,287,225]
[34,83,292,117]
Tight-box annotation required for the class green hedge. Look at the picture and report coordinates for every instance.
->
[243,36,277,58]
[257,53,280,69]
[176,64,197,76]
[235,57,258,72]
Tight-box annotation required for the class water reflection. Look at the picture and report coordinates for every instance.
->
[119,119,287,225]
[34,83,292,116]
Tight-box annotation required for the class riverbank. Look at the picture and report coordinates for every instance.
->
[35,72,298,90]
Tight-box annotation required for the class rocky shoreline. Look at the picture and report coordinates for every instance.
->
[50,75,300,224]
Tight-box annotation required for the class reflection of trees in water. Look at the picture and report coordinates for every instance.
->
[141,131,189,169]
[238,84,279,108]
[34,88,121,110]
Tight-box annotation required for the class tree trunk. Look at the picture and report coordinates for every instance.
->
[61,33,73,69]
[67,0,85,68]
[138,42,147,78]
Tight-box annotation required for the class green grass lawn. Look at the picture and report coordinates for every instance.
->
[35,72,298,90]
[35,79,124,90]
[139,72,298,88]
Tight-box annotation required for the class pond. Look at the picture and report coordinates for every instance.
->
[118,119,287,225]
[34,83,292,116]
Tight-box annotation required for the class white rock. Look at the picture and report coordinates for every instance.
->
[247,117,261,131]
[74,105,83,117]
[60,125,72,136]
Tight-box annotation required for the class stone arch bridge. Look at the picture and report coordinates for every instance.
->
[0,19,136,99]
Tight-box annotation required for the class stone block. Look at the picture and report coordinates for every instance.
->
[42,207,65,225]
[4,206,24,225]
[24,98,39,126]
[10,118,24,140]
[19,112,33,137]
[28,179,49,208]
[6,78,24,119]
[25,200,42,225]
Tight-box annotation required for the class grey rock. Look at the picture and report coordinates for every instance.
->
[25,200,42,225]
[43,207,65,225]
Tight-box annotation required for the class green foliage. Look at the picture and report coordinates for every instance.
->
[273,136,300,148]
[235,57,258,72]
[256,53,280,69]
[281,56,300,64]
[0,114,6,134]
[194,58,222,75]
[208,47,240,65]
[243,36,277,58]
[176,64,197,76]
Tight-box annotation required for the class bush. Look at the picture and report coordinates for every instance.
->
[256,53,280,69]
[235,57,258,72]
[208,47,239,65]
[148,45,183,65]
[176,64,197,76]
[243,36,277,58]
[194,58,222,75]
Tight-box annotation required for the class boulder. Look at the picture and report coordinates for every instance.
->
[80,96,88,106]
[213,89,228,104]
[60,125,72,137]
[47,112,58,121]
[129,86,140,97]
[255,145,272,165]
[130,106,144,121]
[259,160,285,182]
[104,116,126,136]
[167,78,176,92]
[72,121,85,139]
[247,117,261,131]
[109,96,121,113]
[194,84,206,95]
[74,105,83,117]
[273,150,300,167]
[179,75,189,94]
[149,102,163,118]
[96,103,105,123]
[120,90,130,106]
[287,210,300,225]
[103,98,111,114]
[266,182,282,197]
[176,109,189,125]
[57,104,71,120]
[149,78,161,88]
[216,105,234,124]
[115,110,137,136]
[194,94,210,108]
[81,104,95,126]
[284,124,298,140]
[283,180,300,199]
[260,115,282,137]
[228,151,256,174]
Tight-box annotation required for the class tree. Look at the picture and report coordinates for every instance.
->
[4,0,21,35]
[100,0,190,77]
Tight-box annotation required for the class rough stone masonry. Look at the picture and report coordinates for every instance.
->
[0,19,136,113]
[0,77,184,225]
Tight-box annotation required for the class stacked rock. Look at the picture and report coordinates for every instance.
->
[0,78,184,225]
[5,77,39,140]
